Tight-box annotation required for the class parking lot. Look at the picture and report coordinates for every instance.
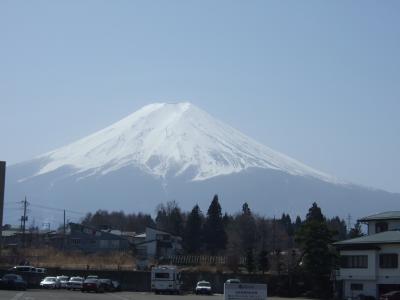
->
[0,290,224,300]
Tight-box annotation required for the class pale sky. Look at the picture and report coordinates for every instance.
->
[1,1,399,193]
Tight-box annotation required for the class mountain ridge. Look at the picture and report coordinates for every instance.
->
[23,102,341,185]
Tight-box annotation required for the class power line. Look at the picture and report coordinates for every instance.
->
[29,203,86,215]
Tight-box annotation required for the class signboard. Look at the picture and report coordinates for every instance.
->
[224,283,267,300]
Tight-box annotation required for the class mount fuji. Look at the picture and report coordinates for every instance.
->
[5,103,400,224]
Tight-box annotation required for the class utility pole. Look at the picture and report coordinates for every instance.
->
[0,161,6,251]
[21,197,28,248]
[63,210,66,249]
[347,214,352,233]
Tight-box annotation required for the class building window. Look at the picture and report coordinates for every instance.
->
[341,255,368,268]
[376,222,388,233]
[71,238,81,245]
[380,253,398,268]
[350,283,363,291]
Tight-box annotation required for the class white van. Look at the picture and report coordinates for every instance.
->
[151,265,182,294]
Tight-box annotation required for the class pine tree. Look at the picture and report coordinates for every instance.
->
[238,202,257,252]
[295,202,336,297]
[348,221,364,239]
[184,204,203,253]
[203,195,227,254]
[245,248,255,273]
[257,249,269,274]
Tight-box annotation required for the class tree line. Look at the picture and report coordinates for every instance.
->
[81,194,361,257]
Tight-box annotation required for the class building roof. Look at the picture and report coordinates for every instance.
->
[334,230,400,246]
[358,211,400,222]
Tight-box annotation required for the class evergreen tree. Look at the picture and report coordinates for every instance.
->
[280,213,294,236]
[203,195,227,254]
[295,202,336,297]
[184,204,203,253]
[155,201,184,236]
[238,202,257,252]
[245,248,255,273]
[257,249,269,274]
[348,221,364,239]
[327,216,347,241]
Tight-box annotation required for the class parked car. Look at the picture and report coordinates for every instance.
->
[56,276,69,288]
[66,276,84,290]
[82,279,104,293]
[0,274,27,290]
[35,268,46,274]
[225,278,241,283]
[380,291,400,300]
[195,281,212,295]
[40,277,60,289]
[86,275,99,279]
[8,266,36,273]
[99,279,114,292]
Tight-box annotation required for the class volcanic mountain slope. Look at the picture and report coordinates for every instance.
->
[5,103,400,224]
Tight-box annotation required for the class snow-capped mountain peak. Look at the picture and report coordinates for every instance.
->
[32,102,340,183]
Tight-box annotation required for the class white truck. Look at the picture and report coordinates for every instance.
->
[151,265,182,294]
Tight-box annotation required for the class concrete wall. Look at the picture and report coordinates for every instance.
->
[343,280,376,299]
[339,250,377,281]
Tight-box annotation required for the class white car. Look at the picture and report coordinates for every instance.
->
[195,281,212,295]
[40,277,60,289]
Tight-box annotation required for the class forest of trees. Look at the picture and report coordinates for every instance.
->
[81,194,354,258]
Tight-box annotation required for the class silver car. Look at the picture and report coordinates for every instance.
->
[40,277,60,289]
[56,276,69,288]
[66,276,84,290]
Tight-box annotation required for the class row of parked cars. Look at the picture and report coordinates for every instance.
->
[40,275,121,293]
[0,274,27,290]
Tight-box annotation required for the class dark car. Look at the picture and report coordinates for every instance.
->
[0,274,27,290]
[99,279,114,292]
[82,279,103,293]
[380,291,400,300]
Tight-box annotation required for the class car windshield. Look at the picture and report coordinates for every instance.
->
[198,282,210,287]
[70,277,83,281]
[44,277,56,282]
[85,279,98,283]
[58,276,68,280]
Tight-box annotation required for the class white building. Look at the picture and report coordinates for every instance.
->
[335,211,400,299]
[133,227,182,269]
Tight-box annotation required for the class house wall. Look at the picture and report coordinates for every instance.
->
[338,250,377,281]
[339,245,400,299]
[67,224,130,252]
[376,244,400,284]
[368,221,400,234]
[145,228,158,257]
[343,280,376,299]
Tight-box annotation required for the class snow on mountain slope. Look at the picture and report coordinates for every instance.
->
[30,102,341,184]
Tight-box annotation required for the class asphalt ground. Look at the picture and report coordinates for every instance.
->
[0,290,307,300]
[0,290,223,300]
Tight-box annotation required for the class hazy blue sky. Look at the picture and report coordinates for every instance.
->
[1,1,399,193]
